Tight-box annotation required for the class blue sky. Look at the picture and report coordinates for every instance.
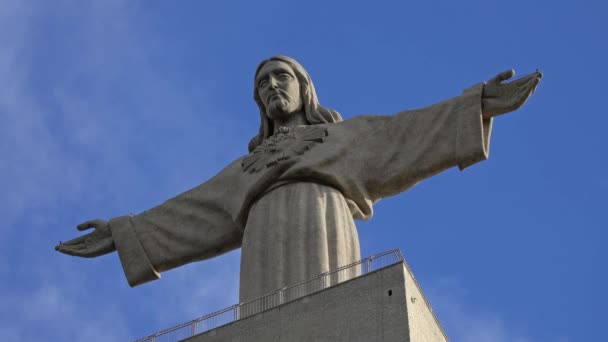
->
[1,0,606,341]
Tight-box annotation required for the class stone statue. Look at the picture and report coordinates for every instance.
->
[56,56,542,302]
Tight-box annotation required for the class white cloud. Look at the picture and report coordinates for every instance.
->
[0,279,131,341]
[0,1,68,227]
[20,285,72,320]
[0,0,230,229]
[0,1,238,340]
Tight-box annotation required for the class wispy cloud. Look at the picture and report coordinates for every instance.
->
[0,1,241,340]
[425,276,533,342]
[0,276,131,341]
[152,252,241,327]
[0,0,233,228]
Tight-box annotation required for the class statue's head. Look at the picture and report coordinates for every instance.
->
[249,56,342,152]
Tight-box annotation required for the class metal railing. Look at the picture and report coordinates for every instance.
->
[135,249,404,342]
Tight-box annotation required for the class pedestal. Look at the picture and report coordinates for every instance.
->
[182,261,447,342]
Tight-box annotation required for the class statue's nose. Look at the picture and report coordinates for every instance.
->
[269,77,279,89]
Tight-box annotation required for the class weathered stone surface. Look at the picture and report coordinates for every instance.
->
[182,262,447,342]
[55,56,542,304]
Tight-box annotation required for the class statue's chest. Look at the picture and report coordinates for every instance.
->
[241,126,328,174]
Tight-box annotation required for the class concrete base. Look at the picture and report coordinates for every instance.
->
[182,262,447,342]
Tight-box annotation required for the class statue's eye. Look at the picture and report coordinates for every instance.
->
[258,79,268,88]
[278,73,292,81]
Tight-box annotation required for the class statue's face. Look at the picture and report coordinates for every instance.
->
[256,60,303,121]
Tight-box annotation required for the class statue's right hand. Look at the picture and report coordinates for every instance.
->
[55,219,116,258]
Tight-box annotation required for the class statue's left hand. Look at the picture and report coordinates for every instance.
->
[55,219,116,258]
[482,69,542,119]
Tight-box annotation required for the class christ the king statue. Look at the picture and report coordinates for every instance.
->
[56,56,542,303]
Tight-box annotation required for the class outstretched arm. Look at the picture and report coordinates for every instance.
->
[55,159,246,287]
[312,69,542,215]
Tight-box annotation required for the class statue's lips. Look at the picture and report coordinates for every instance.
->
[268,93,284,102]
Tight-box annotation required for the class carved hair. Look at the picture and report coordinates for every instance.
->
[249,56,342,152]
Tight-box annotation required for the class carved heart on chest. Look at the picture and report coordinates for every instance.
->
[241,126,328,174]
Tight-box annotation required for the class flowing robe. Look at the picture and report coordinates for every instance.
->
[108,83,492,302]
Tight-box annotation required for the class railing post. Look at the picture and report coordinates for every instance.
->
[396,249,405,261]
[366,256,373,273]
[191,321,197,336]
[150,336,155,342]
[234,304,241,320]
[279,287,286,305]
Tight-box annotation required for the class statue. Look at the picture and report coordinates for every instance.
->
[56,56,542,302]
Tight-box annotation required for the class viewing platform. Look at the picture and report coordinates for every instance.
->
[136,250,447,342]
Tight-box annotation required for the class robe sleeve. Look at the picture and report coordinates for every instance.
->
[359,82,491,200]
[108,160,244,287]
[303,83,492,217]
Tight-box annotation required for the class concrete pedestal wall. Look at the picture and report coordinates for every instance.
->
[182,262,447,342]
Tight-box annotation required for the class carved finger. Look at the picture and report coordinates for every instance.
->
[511,71,543,89]
[59,235,87,246]
[514,77,534,95]
[56,243,89,256]
[490,69,515,84]
[525,76,539,92]
[511,74,536,87]
[67,249,94,257]
[530,75,541,94]
[77,219,105,231]
[56,238,87,250]
[519,77,540,97]
[70,245,90,253]
[512,84,534,108]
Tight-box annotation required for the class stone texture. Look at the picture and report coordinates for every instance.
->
[182,261,447,342]
[104,79,490,303]
[55,56,542,305]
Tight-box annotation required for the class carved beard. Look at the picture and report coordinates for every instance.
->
[266,92,301,121]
